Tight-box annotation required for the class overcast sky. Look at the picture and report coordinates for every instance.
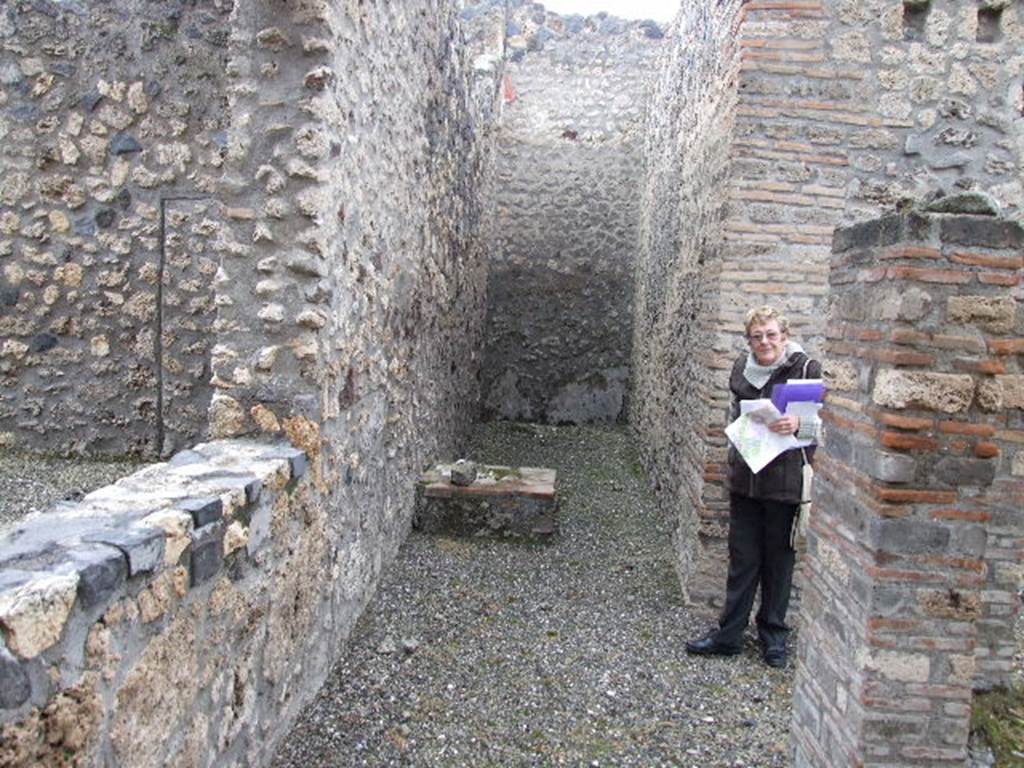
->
[540,0,680,21]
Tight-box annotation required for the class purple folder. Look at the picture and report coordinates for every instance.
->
[771,379,826,414]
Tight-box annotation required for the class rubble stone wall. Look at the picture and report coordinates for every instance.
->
[630,0,743,603]
[0,0,231,457]
[634,0,1024,608]
[0,0,500,765]
[792,210,1023,767]
[480,2,664,424]
[0,442,319,768]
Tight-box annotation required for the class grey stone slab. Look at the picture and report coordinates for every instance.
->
[176,496,223,528]
[246,502,272,556]
[952,525,988,560]
[189,522,224,588]
[871,518,951,555]
[923,191,1001,216]
[0,570,34,596]
[932,456,996,488]
[940,216,1024,249]
[0,643,30,710]
[110,132,142,154]
[260,445,308,480]
[63,544,126,610]
[244,478,262,505]
[868,450,917,484]
[167,449,207,467]
[84,526,164,577]
[0,513,100,565]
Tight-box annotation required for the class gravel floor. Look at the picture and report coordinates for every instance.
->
[0,452,144,534]
[0,425,1017,765]
[273,423,797,768]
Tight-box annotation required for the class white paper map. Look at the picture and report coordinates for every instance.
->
[725,400,799,474]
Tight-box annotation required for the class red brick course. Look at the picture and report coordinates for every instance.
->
[794,211,1023,768]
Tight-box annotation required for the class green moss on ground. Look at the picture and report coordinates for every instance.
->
[971,685,1024,767]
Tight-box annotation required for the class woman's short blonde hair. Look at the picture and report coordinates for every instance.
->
[745,306,789,338]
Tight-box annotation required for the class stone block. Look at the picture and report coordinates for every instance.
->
[244,478,262,505]
[871,518,950,555]
[951,525,987,559]
[924,193,1001,216]
[867,650,930,683]
[0,573,78,658]
[872,370,974,414]
[260,445,308,480]
[85,526,164,577]
[65,545,126,611]
[176,496,223,528]
[919,589,981,621]
[450,459,478,486]
[189,522,224,588]
[0,642,30,709]
[823,359,858,391]
[977,376,1024,412]
[940,216,1024,249]
[414,464,557,539]
[931,456,996,487]
[867,449,917,483]
[140,510,193,567]
[833,212,935,253]
[994,376,1024,409]
[946,296,1016,334]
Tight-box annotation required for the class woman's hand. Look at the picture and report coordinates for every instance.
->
[768,415,800,435]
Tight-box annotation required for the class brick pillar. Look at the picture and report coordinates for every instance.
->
[791,208,1024,767]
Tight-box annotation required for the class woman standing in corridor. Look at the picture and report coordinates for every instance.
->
[686,306,821,668]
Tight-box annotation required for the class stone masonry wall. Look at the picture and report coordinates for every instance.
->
[792,210,1023,767]
[0,441,318,767]
[480,2,664,424]
[209,0,494,454]
[0,0,230,457]
[723,0,1023,352]
[636,0,1024,608]
[630,0,743,603]
[0,0,499,765]
[706,0,1024,597]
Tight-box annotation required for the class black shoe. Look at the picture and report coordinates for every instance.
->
[686,634,742,657]
[762,647,787,668]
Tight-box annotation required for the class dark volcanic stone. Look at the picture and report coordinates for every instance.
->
[190,522,224,587]
[0,646,30,709]
[94,208,116,229]
[29,333,58,353]
[82,88,103,111]
[69,544,126,610]
[110,133,142,155]
[177,496,223,528]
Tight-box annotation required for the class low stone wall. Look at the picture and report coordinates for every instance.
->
[0,440,374,767]
[792,207,1023,766]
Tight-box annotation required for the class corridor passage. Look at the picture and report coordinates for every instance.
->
[272,424,794,767]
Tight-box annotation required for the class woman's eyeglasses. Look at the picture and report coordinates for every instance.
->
[748,332,781,342]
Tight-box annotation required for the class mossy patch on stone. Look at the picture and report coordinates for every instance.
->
[970,685,1024,767]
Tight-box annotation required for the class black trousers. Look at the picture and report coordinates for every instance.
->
[715,493,797,650]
